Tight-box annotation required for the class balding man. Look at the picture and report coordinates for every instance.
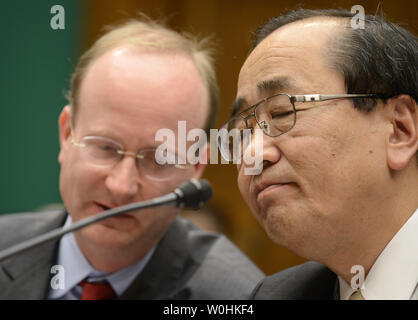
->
[0,17,263,300]
[222,9,417,300]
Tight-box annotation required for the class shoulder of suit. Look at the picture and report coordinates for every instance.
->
[251,261,337,300]
[176,216,262,271]
[0,210,67,249]
[174,217,265,299]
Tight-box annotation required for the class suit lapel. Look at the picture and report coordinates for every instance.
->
[0,239,59,299]
[252,261,338,300]
[333,278,340,300]
[0,210,67,299]
[119,218,190,299]
[0,213,191,299]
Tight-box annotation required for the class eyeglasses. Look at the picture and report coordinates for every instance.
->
[218,93,378,161]
[71,132,191,181]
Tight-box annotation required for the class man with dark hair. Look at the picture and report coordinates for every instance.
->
[224,9,417,299]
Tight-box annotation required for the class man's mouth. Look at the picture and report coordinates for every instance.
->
[253,179,298,205]
[94,202,111,211]
[256,183,287,198]
[92,202,138,227]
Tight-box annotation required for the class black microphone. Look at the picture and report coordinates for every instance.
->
[0,179,212,262]
[174,179,212,209]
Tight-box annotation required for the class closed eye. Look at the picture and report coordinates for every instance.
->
[271,111,294,118]
[102,145,118,151]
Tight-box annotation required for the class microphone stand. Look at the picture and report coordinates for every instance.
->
[0,193,178,263]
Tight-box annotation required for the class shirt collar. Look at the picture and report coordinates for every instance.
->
[339,207,418,300]
[48,215,155,298]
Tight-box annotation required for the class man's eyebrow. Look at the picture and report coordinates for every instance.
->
[257,76,291,94]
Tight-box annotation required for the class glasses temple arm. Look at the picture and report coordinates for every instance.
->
[292,94,379,103]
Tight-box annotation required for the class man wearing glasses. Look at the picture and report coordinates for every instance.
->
[0,18,263,299]
[221,9,417,299]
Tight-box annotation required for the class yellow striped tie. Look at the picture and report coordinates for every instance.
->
[349,290,365,300]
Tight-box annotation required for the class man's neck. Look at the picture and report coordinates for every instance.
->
[329,200,418,284]
[73,233,157,273]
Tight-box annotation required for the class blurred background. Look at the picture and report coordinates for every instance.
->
[0,0,416,275]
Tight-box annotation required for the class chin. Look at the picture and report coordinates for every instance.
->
[262,207,298,244]
[80,223,140,249]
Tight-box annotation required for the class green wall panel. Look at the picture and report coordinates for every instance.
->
[0,0,83,213]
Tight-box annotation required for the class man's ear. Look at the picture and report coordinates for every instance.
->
[58,105,72,164]
[386,95,418,171]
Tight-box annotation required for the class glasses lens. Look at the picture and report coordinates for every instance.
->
[218,118,252,162]
[141,149,189,181]
[255,94,296,136]
[80,136,121,166]
[76,137,189,180]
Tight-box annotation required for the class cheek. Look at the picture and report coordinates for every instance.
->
[60,153,105,204]
[273,130,346,216]
[285,127,381,215]
[140,177,182,202]
[237,166,253,207]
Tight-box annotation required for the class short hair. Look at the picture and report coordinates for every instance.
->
[252,9,418,164]
[68,17,218,135]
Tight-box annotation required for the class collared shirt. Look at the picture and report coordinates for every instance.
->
[47,215,156,300]
[339,208,418,300]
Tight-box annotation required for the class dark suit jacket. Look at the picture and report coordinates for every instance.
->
[0,210,264,299]
[251,261,339,300]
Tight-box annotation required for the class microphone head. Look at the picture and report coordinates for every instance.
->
[174,179,213,209]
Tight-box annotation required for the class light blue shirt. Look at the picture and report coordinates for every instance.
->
[47,215,156,299]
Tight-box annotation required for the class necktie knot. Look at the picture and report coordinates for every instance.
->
[79,280,116,300]
[349,290,365,300]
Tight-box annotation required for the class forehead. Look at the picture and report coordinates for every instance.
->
[76,47,209,141]
[235,18,347,113]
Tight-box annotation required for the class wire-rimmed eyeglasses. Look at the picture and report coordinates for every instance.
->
[70,131,191,181]
[218,93,378,161]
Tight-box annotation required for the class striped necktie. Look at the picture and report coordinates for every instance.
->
[349,290,365,300]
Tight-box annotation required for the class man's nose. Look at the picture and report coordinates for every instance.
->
[261,132,281,169]
[248,129,281,168]
[105,156,139,204]
[240,129,281,172]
